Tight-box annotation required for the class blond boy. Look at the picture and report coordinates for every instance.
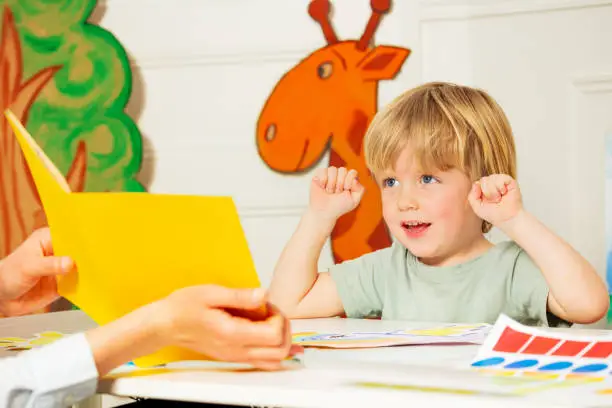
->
[269,82,608,327]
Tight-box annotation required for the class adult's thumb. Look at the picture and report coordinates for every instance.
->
[26,256,74,278]
[203,286,267,310]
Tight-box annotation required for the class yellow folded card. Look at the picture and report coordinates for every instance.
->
[6,110,261,367]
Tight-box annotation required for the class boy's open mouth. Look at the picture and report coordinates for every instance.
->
[401,221,432,236]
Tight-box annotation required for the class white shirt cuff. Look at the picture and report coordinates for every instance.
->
[22,332,99,405]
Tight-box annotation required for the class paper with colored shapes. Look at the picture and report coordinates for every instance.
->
[347,368,611,402]
[471,314,612,377]
[292,323,491,348]
[299,355,612,404]
[300,351,612,404]
[5,110,261,367]
[0,332,66,352]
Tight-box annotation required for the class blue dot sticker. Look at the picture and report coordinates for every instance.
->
[472,357,505,367]
[505,359,539,369]
[572,364,608,373]
[538,362,572,371]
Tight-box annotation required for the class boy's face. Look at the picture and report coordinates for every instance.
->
[376,145,484,265]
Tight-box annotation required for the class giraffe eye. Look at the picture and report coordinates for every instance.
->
[317,61,333,79]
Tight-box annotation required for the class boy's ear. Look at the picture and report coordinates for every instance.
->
[357,45,410,81]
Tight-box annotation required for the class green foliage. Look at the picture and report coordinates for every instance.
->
[3,0,144,192]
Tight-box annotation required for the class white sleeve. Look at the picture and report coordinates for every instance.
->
[0,332,99,408]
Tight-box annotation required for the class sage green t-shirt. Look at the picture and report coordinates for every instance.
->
[328,240,567,327]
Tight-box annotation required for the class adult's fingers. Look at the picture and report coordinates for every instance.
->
[240,316,296,361]
[2,279,59,316]
[27,227,54,256]
[241,344,293,362]
[13,293,59,316]
[22,256,74,279]
[243,344,304,371]
[217,311,287,348]
[22,276,60,307]
[227,301,277,322]
[201,286,267,310]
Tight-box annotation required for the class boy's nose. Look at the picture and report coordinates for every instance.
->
[397,190,418,211]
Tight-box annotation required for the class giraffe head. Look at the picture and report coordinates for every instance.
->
[257,0,410,173]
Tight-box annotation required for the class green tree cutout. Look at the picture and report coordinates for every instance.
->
[0,0,144,260]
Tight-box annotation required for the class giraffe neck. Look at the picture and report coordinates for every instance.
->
[328,104,392,263]
[329,109,371,169]
[329,88,377,167]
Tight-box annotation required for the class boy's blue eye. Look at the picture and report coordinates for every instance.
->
[420,175,438,184]
[383,178,398,188]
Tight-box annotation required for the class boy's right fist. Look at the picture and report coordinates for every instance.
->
[309,167,365,220]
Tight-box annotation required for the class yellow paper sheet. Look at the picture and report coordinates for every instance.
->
[5,110,261,367]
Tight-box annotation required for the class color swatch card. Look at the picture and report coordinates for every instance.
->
[471,314,612,376]
[343,362,612,405]
[5,110,261,367]
[293,323,491,348]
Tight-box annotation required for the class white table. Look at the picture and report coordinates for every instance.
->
[1,311,607,408]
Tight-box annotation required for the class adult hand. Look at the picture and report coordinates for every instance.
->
[89,285,302,375]
[155,285,301,370]
[0,228,75,316]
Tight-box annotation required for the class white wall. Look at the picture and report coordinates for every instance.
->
[97,1,612,312]
[96,0,421,287]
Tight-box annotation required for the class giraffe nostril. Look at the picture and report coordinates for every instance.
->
[265,124,276,142]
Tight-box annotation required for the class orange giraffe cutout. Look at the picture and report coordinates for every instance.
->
[257,0,410,263]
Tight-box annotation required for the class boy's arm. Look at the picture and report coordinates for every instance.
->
[500,210,609,324]
[268,210,344,318]
[470,174,609,325]
[268,166,365,318]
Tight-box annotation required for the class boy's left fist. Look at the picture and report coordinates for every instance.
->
[468,174,523,228]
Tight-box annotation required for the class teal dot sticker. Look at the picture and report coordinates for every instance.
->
[538,362,572,371]
[472,357,505,367]
[572,364,608,373]
[505,359,539,369]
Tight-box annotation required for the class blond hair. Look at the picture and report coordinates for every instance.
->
[364,82,517,233]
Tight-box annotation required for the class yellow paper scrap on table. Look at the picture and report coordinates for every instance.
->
[5,110,261,367]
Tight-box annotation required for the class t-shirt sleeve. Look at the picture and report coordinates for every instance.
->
[510,247,570,327]
[328,246,393,318]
